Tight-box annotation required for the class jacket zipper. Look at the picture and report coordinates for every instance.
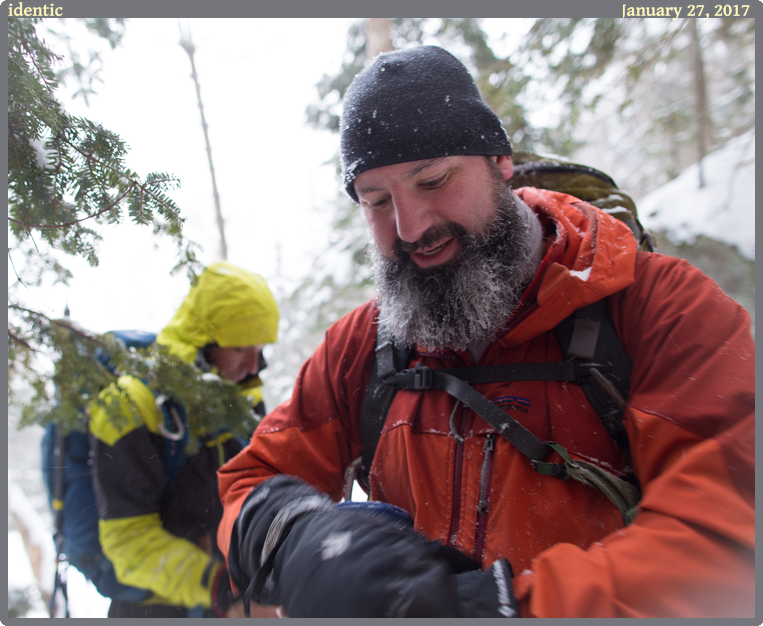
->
[473,433,496,566]
[447,405,469,547]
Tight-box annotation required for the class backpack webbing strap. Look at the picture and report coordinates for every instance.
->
[49,560,70,618]
[51,424,67,543]
[384,365,557,470]
[357,325,411,491]
[535,443,640,525]
[382,301,630,408]
[375,326,400,380]
[409,360,610,386]
[383,363,640,521]
[431,361,579,383]
[556,299,632,451]
[49,424,69,617]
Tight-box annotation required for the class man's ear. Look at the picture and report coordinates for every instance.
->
[494,155,514,181]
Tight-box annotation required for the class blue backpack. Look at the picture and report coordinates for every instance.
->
[41,330,188,605]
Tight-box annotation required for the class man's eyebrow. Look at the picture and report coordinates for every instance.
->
[355,157,450,197]
[355,181,384,196]
[403,157,448,180]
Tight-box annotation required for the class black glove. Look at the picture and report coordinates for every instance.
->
[454,558,518,617]
[227,475,518,618]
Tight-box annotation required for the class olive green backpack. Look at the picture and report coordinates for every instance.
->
[511,152,655,252]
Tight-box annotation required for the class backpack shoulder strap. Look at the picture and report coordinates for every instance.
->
[555,298,632,451]
[356,297,633,491]
[356,323,411,491]
[355,304,641,522]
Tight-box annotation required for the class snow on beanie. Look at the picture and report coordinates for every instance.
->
[340,45,512,202]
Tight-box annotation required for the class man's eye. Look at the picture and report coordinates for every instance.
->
[366,197,389,209]
[422,175,446,188]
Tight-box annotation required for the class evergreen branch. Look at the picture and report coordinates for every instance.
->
[6,131,49,222]
[83,149,115,208]
[10,119,178,234]
[7,249,22,285]
[18,25,60,97]
[8,197,123,229]
[28,230,42,255]
[9,303,108,348]
[8,302,55,320]
[64,137,180,219]
[8,132,26,187]
[8,329,34,352]
[49,317,108,346]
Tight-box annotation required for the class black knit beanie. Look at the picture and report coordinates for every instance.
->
[340,45,512,202]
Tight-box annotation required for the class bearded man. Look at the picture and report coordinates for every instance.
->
[217,46,754,618]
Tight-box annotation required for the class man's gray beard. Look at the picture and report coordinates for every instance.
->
[369,186,540,352]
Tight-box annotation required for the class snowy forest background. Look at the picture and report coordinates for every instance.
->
[8,17,755,617]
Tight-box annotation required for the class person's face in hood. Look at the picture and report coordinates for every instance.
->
[206,344,264,383]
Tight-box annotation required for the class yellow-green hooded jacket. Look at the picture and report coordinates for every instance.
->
[88,261,278,615]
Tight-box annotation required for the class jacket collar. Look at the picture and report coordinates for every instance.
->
[499,187,638,347]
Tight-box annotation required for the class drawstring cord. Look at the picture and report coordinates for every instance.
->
[449,399,464,443]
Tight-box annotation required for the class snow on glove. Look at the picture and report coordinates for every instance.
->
[227,474,516,617]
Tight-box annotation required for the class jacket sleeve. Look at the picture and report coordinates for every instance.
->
[217,302,379,563]
[513,254,755,617]
[90,376,220,608]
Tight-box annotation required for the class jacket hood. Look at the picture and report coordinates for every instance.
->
[506,187,637,346]
[156,261,279,363]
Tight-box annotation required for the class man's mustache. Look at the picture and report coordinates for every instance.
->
[393,222,468,256]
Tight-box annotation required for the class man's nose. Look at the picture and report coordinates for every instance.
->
[393,192,435,244]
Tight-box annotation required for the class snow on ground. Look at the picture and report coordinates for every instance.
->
[637,130,755,260]
[8,481,56,598]
[8,478,112,619]
[58,569,112,618]
[8,530,49,618]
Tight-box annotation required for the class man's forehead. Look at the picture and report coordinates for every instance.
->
[354,157,453,194]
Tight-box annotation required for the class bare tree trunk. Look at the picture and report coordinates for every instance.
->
[687,18,711,189]
[179,24,228,260]
[366,18,394,60]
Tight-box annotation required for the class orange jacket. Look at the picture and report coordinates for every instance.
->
[218,188,754,617]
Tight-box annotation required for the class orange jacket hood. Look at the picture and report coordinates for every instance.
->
[505,187,638,346]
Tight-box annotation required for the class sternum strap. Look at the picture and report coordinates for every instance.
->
[429,370,552,465]
[383,364,640,520]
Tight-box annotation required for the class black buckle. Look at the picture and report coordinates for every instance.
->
[412,365,432,390]
[386,364,433,390]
